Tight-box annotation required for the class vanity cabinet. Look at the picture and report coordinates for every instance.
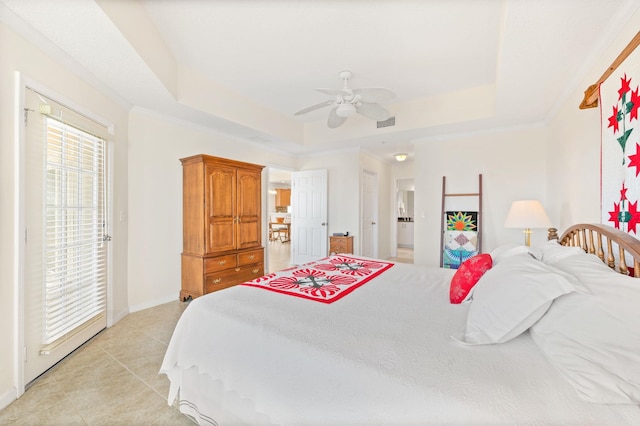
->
[397,221,414,248]
[180,154,265,300]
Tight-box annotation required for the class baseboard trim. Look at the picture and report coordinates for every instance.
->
[129,294,180,313]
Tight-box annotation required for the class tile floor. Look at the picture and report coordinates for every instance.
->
[267,239,293,272]
[2,244,412,425]
[389,247,414,264]
[0,301,194,425]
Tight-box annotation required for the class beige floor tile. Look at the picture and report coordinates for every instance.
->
[51,354,130,395]
[389,247,414,264]
[61,369,146,416]
[99,332,168,366]
[0,374,67,424]
[152,408,197,425]
[125,352,170,397]
[12,400,85,426]
[81,387,173,426]
[267,239,293,272]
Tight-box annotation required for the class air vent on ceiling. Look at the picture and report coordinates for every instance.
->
[377,116,395,128]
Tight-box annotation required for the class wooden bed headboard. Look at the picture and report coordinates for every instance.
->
[554,224,640,277]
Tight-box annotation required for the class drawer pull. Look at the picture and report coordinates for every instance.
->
[235,267,241,272]
[218,260,227,266]
[248,254,255,260]
[252,268,260,274]
[212,278,222,284]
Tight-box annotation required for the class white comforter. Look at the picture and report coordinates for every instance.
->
[160,261,640,425]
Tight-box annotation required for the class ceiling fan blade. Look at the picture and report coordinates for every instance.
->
[294,100,334,116]
[352,87,395,103]
[327,107,347,128]
[316,88,350,97]
[356,102,391,121]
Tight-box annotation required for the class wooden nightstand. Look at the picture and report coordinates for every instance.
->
[329,236,354,255]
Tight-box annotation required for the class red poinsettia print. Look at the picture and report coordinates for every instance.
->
[608,105,621,133]
[299,283,342,298]
[627,201,640,234]
[621,182,629,201]
[618,73,632,100]
[607,181,640,234]
[241,255,394,303]
[251,272,276,283]
[609,202,622,229]
[631,88,640,121]
[314,256,386,277]
[269,269,357,294]
[629,144,640,177]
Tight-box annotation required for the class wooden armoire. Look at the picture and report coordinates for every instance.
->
[180,154,265,301]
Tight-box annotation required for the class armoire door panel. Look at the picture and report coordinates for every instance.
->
[237,170,260,217]
[236,168,262,248]
[237,221,261,249]
[209,222,236,253]
[205,164,236,254]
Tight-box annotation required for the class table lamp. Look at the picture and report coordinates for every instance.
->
[504,200,552,246]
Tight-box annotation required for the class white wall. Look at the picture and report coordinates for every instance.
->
[413,126,550,266]
[127,110,298,310]
[0,22,129,404]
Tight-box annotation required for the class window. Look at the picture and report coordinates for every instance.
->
[43,117,107,344]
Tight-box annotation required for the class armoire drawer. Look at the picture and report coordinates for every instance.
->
[204,254,238,274]
[205,263,265,293]
[238,248,264,266]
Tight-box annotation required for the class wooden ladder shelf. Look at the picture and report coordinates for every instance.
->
[440,174,483,267]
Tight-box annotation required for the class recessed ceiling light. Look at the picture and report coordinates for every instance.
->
[394,153,408,162]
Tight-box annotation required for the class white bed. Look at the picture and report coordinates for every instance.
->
[161,224,640,425]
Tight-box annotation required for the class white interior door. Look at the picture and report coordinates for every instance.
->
[362,170,378,258]
[24,88,108,384]
[291,169,327,264]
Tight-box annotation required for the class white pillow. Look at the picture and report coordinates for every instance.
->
[463,253,586,345]
[530,239,584,265]
[489,243,531,265]
[530,252,640,404]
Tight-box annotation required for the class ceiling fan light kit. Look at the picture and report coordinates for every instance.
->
[336,103,356,117]
[294,70,395,128]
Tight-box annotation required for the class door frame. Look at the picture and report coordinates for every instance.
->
[392,177,415,258]
[360,169,379,258]
[13,73,115,396]
[264,166,294,272]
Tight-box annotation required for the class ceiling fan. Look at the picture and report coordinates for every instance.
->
[294,70,395,128]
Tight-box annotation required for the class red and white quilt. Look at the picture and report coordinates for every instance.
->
[241,255,394,303]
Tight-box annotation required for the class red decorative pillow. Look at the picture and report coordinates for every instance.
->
[449,253,493,304]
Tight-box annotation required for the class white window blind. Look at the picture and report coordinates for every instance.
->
[44,117,107,345]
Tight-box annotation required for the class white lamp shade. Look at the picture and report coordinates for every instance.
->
[504,200,552,228]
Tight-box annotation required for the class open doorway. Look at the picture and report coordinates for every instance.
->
[268,168,293,272]
[396,178,414,263]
